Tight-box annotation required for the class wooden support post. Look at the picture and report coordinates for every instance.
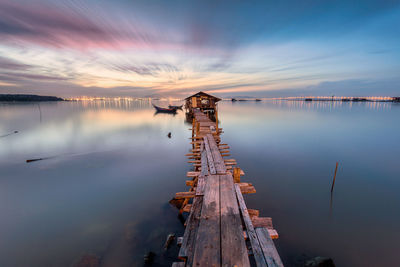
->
[233,167,241,183]
[331,162,339,193]
[215,107,219,135]
[195,121,200,136]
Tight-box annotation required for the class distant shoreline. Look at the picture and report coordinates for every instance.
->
[0,94,64,102]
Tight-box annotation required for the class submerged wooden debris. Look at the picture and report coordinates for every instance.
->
[171,105,283,266]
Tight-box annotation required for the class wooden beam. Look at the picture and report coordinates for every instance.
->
[196,176,206,196]
[220,173,250,266]
[252,217,273,229]
[240,185,256,194]
[235,184,267,267]
[178,196,203,262]
[248,209,260,218]
[255,228,284,267]
[186,171,200,177]
[233,167,241,183]
[206,133,226,174]
[175,192,196,199]
[192,175,221,266]
[200,148,209,176]
[182,204,192,213]
[203,136,216,174]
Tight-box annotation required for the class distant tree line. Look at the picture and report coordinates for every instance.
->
[0,94,64,102]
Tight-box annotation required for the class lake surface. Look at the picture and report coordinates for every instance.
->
[0,99,399,267]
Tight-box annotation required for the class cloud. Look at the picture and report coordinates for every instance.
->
[0,0,399,97]
[108,63,179,76]
[0,56,32,70]
[0,1,158,50]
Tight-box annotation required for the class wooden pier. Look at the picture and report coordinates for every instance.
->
[171,93,283,267]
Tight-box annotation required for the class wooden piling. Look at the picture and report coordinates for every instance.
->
[331,161,339,193]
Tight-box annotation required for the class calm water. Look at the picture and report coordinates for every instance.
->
[0,100,399,267]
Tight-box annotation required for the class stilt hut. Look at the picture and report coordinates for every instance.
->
[185,92,221,122]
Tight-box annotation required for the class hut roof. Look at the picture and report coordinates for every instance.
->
[184,91,221,102]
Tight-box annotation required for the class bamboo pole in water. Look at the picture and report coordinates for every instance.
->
[331,162,339,193]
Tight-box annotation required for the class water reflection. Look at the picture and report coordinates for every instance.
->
[0,100,399,266]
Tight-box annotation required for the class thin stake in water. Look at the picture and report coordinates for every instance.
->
[331,161,339,193]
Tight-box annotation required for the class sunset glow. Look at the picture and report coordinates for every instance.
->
[0,0,399,98]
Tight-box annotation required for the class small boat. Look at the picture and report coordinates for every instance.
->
[305,98,313,101]
[255,99,262,102]
[231,98,237,102]
[168,104,183,110]
[152,104,177,113]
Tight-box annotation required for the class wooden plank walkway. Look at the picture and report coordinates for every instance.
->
[174,109,283,266]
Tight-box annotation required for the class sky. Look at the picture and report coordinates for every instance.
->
[0,0,399,98]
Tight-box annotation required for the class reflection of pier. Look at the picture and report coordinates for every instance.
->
[171,92,283,266]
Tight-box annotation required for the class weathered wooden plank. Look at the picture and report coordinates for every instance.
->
[192,175,221,266]
[175,192,196,199]
[248,209,260,218]
[182,204,192,213]
[186,171,200,177]
[255,227,284,267]
[252,217,273,229]
[203,136,216,175]
[220,173,250,266]
[233,167,241,183]
[235,184,267,267]
[240,185,256,194]
[196,176,206,196]
[179,196,203,260]
[200,149,209,176]
[206,133,226,174]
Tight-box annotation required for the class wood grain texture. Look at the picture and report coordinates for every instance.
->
[196,176,206,196]
[200,149,209,176]
[235,184,267,267]
[179,196,203,261]
[206,133,226,174]
[255,228,284,267]
[203,136,216,174]
[220,173,250,267]
[192,175,221,267]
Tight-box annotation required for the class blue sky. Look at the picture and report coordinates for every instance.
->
[0,0,399,97]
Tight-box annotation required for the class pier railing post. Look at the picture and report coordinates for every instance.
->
[233,167,241,183]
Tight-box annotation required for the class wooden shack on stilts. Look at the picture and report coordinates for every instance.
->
[184,92,221,123]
